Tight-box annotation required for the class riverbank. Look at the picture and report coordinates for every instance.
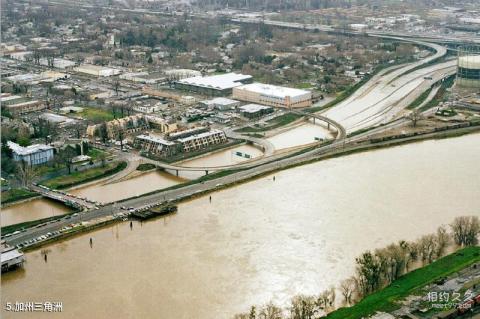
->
[327,246,480,319]
[41,161,127,189]
[4,131,479,319]
[124,125,480,205]
[1,210,76,235]
[1,188,38,206]
[4,126,479,249]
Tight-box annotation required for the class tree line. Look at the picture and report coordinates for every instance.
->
[234,215,480,319]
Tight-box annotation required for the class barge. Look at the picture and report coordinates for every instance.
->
[131,203,178,220]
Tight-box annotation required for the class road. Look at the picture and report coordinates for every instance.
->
[122,110,345,173]
[6,122,479,248]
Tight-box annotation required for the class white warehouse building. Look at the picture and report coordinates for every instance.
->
[233,83,312,108]
[74,64,121,77]
[7,141,54,166]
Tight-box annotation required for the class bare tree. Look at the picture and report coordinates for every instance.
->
[407,109,423,128]
[289,295,319,319]
[15,160,39,187]
[417,234,438,265]
[450,216,480,246]
[317,287,336,311]
[340,277,356,305]
[258,302,283,319]
[435,226,450,258]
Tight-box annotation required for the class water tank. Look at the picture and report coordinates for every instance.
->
[457,46,480,89]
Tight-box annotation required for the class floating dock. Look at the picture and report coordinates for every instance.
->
[131,203,178,220]
[1,247,25,273]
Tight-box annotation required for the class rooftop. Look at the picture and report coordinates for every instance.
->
[1,248,24,264]
[239,103,273,113]
[177,73,252,90]
[136,134,176,146]
[7,141,54,156]
[202,97,240,106]
[177,129,225,143]
[235,83,311,98]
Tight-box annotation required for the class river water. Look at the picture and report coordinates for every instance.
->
[267,121,333,150]
[2,133,480,318]
[69,170,185,204]
[1,198,73,227]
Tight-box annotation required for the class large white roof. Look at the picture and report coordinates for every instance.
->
[239,104,272,113]
[177,73,252,90]
[202,97,239,106]
[235,83,311,98]
[1,248,24,264]
[7,141,53,156]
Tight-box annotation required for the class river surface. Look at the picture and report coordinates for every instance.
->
[1,198,73,227]
[267,121,333,150]
[2,133,480,319]
[175,144,264,179]
[70,170,185,204]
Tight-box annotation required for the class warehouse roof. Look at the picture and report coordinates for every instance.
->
[201,97,239,106]
[235,83,311,99]
[1,248,24,264]
[7,141,54,156]
[177,73,252,90]
[239,104,273,113]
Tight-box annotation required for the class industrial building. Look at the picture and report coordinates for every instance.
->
[175,73,253,96]
[39,57,76,69]
[74,64,121,77]
[120,72,165,84]
[457,48,480,89]
[238,104,274,119]
[1,95,45,115]
[233,83,312,108]
[200,97,241,110]
[164,69,202,81]
[7,141,54,166]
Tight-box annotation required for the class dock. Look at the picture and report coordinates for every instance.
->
[1,246,25,272]
[131,203,178,220]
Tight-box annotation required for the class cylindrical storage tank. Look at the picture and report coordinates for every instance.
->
[457,46,480,89]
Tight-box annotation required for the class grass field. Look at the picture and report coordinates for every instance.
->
[87,148,109,160]
[327,246,480,319]
[79,107,115,123]
[1,188,38,205]
[41,162,127,189]
[136,163,156,171]
[407,87,433,110]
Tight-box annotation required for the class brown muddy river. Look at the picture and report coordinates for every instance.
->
[1,198,73,227]
[2,133,480,318]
